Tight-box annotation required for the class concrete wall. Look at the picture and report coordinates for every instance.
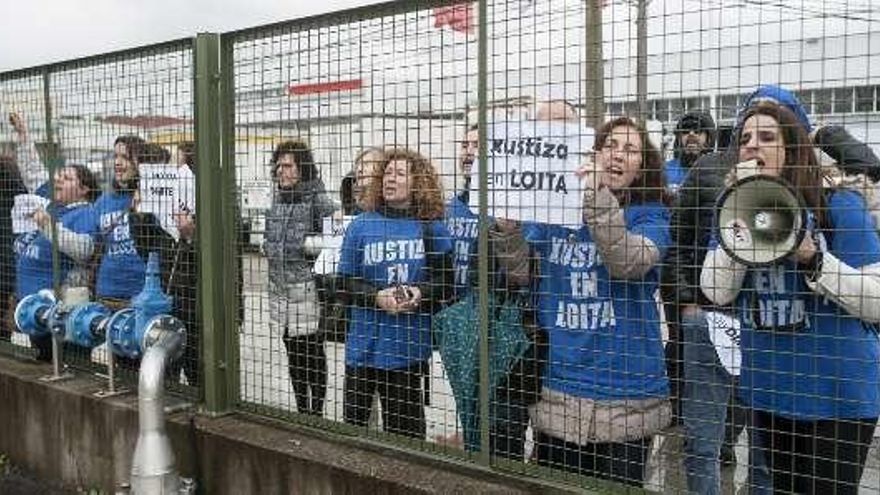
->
[0,355,566,494]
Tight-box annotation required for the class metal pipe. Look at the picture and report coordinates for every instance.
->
[130,322,185,494]
[50,333,63,378]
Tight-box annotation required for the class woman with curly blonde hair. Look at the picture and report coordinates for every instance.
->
[337,147,453,438]
[358,148,446,220]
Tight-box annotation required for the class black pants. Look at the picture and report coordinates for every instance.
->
[0,291,13,342]
[754,410,877,494]
[490,341,542,461]
[343,361,426,439]
[536,432,653,487]
[282,331,327,417]
[490,397,530,461]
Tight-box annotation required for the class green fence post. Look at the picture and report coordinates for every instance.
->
[41,69,61,298]
[195,32,237,414]
[476,0,491,467]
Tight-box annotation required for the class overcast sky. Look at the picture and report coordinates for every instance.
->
[0,0,386,71]
[2,0,875,72]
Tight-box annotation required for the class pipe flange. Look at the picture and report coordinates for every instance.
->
[65,303,111,348]
[106,308,137,358]
[142,315,187,361]
[14,290,56,336]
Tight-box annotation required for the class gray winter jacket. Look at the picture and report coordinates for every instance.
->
[265,179,337,305]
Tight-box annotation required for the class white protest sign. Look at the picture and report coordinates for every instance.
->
[312,215,355,275]
[706,310,742,376]
[468,120,594,227]
[138,164,196,241]
[12,194,51,234]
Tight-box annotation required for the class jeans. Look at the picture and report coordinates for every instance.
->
[682,310,771,495]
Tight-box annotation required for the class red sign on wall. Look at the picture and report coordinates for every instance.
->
[433,3,475,34]
[286,79,364,96]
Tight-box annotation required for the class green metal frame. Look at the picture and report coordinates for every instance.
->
[0,3,645,492]
[195,33,239,414]
[476,0,491,467]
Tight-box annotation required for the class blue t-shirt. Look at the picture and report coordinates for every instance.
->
[338,212,453,370]
[664,158,687,196]
[94,191,145,299]
[727,190,880,420]
[444,195,479,297]
[524,202,671,400]
[14,202,97,298]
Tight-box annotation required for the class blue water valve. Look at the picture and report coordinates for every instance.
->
[106,309,139,359]
[14,290,56,338]
[65,303,112,348]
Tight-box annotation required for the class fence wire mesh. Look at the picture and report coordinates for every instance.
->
[1,0,880,492]
[0,42,197,396]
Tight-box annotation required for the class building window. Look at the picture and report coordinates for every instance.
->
[833,87,853,114]
[607,102,623,116]
[669,98,684,121]
[855,86,875,113]
[718,94,740,121]
[684,97,702,112]
[655,99,670,123]
[814,89,832,114]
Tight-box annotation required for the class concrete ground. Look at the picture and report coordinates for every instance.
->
[9,251,880,493]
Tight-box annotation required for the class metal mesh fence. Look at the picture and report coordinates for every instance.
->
[0,41,197,396]
[2,0,880,492]
[228,3,473,453]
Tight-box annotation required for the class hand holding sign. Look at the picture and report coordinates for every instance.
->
[138,164,196,241]
[12,194,51,234]
[468,120,594,228]
[32,208,51,230]
[575,154,605,193]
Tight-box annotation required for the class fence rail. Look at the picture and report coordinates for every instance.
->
[2,0,880,492]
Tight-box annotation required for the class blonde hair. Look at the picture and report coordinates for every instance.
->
[352,147,385,211]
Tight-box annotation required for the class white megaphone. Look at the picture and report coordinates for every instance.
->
[715,160,807,267]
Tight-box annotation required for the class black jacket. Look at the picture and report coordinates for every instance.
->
[660,125,880,318]
[0,163,27,295]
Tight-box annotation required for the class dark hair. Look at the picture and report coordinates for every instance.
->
[271,140,318,183]
[734,101,827,228]
[178,141,196,171]
[65,163,99,203]
[114,135,147,159]
[674,111,717,157]
[340,173,356,215]
[136,142,171,164]
[593,116,666,205]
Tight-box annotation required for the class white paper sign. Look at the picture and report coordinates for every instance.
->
[242,180,272,210]
[705,310,742,376]
[138,164,196,241]
[313,215,354,275]
[12,194,51,234]
[468,120,594,227]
